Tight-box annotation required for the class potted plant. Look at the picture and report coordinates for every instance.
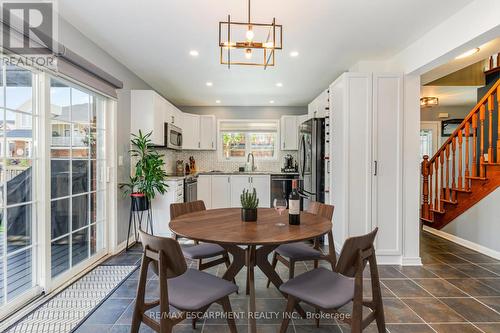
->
[119,130,169,211]
[241,188,259,222]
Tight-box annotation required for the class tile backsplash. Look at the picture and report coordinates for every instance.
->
[157,149,297,174]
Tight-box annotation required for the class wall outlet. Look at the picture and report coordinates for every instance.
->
[438,113,449,118]
[118,155,124,166]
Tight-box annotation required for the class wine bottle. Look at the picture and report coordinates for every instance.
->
[289,180,300,225]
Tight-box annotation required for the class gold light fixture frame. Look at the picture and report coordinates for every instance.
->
[218,0,283,69]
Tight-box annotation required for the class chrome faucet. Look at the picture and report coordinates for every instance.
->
[247,153,256,171]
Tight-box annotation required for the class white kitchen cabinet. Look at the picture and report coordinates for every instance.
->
[211,175,231,208]
[230,175,270,208]
[329,72,403,258]
[280,116,298,150]
[197,175,212,208]
[131,90,166,145]
[308,90,329,119]
[150,179,184,237]
[297,114,309,127]
[165,100,181,126]
[230,175,251,207]
[182,113,201,150]
[199,115,216,150]
[250,175,271,208]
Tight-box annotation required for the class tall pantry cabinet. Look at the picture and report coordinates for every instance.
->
[330,73,403,260]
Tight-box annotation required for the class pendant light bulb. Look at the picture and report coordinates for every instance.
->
[246,27,254,41]
[245,48,252,59]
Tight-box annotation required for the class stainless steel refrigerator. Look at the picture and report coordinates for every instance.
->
[298,118,325,210]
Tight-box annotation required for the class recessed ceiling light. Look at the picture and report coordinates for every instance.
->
[455,48,480,59]
[189,50,199,57]
[276,82,283,87]
[269,100,275,104]
[215,100,221,104]
[290,51,299,57]
[206,82,213,87]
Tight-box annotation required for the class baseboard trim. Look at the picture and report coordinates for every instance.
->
[401,257,423,266]
[423,226,500,260]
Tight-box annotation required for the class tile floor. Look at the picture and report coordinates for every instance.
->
[73,231,500,332]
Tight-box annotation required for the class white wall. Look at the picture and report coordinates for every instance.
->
[441,187,500,256]
[57,17,153,245]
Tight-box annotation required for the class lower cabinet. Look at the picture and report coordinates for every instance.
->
[197,174,271,209]
[151,179,184,237]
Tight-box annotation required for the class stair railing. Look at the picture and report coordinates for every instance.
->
[421,78,500,222]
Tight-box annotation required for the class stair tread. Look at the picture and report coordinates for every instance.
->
[420,217,434,223]
[441,199,458,204]
[452,187,472,193]
[430,208,445,214]
[481,162,500,166]
[466,176,488,180]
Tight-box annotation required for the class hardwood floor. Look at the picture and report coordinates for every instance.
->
[73,231,500,333]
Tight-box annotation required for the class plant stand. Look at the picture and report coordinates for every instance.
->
[126,195,153,251]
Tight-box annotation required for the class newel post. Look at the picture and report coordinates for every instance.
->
[421,155,430,220]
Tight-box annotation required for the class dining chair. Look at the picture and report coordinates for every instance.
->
[170,200,232,273]
[278,228,385,333]
[266,202,335,287]
[131,230,238,333]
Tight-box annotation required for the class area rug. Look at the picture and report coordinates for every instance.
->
[5,265,137,333]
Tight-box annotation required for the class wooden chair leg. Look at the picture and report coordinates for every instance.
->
[223,253,238,291]
[369,255,386,332]
[266,252,278,288]
[289,260,295,280]
[220,296,237,333]
[197,258,202,270]
[131,255,149,333]
[280,295,297,333]
[313,260,319,269]
[315,308,320,327]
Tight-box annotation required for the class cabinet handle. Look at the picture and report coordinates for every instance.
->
[283,142,285,149]
[212,142,214,148]
[171,116,174,124]
[228,177,230,183]
[374,161,378,176]
[198,142,200,148]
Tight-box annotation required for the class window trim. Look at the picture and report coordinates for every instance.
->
[217,119,279,161]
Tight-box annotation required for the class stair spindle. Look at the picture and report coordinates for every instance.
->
[497,86,500,163]
[421,155,430,220]
[480,104,486,177]
[488,95,494,163]
[458,129,463,190]
[452,137,457,199]
[440,151,445,208]
[445,144,450,200]
[465,122,470,190]
[429,162,434,215]
[435,159,439,210]
[472,113,478,176]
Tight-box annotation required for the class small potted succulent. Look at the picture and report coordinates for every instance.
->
[241,188,259,222]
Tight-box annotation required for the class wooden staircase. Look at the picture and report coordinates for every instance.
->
[421,78,500,229]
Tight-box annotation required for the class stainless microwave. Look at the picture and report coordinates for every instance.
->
[165,123,182,150]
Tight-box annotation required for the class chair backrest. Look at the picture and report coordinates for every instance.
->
[335,228,378,277]
[316,203,334,221]
[139,229,187,278]
[170,200,206,220]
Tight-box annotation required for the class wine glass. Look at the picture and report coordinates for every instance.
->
[273,198,288,216]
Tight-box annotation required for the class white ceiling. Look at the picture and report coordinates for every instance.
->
[58,0,473,106]
[421,86,478,106]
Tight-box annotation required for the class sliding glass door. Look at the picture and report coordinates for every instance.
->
[49,78,107,280]
[0,64,38,306]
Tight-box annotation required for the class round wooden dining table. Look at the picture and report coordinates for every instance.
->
[169,207,335,333]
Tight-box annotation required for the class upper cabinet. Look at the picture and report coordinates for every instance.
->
[131,90,217,150]
[199,115,216,150]
[182,113,201,150]
[308,89,329,119]
[131,90,166,145]
[183,114,217,150]
[280,115,298,150]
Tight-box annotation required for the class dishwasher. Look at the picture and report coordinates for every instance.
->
[270,174,301,209]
